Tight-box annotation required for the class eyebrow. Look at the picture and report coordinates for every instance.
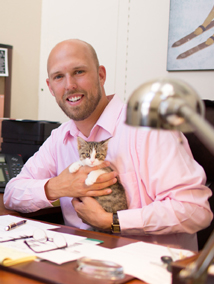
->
[73,65,88,69]
[49,65,88,77]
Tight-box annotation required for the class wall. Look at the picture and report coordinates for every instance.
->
[2,1,212,122]
[125,0,214,101]
[1,0,42,119]
[38,0,122,123]
[38,0,214,123]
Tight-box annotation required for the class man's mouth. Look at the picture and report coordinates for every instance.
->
[67,95,83,102]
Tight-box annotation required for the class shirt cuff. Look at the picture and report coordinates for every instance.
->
[117,208,146,235]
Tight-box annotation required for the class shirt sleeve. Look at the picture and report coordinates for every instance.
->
[3,134,57,213]
[118,130,213,236]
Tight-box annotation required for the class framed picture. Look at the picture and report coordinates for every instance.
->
[167,0,214,71]
[0,48,8,77]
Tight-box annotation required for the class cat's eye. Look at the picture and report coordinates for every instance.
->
[85,153,90,158]
[96,154,105,160]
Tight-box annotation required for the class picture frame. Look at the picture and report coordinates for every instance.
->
[167,0,214,71]
[0,48,8,77]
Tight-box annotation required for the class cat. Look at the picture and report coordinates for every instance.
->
[69,137,128,213]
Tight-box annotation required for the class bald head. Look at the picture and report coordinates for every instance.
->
[47,39,99,75]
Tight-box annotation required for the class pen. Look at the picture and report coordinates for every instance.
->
[4,220,27,231]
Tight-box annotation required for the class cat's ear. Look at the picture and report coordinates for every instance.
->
[101,138,111,144]
[77,137,86,149]
[101,138,111,149]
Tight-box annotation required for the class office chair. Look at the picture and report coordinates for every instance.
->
[184,100,214,251]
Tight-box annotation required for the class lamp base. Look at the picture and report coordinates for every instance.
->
[172,254,214,284]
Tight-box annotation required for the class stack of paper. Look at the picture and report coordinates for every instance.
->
[0,245,36,266]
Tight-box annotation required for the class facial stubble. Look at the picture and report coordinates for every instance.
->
[58,83,102,121]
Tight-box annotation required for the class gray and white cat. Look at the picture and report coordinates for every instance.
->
[69,137,128,213]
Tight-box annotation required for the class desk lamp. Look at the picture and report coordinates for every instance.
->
[125,77,214,284]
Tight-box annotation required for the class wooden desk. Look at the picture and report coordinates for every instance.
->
[0,194,143,284]
[0,193,64,224]
[2,194,213,284]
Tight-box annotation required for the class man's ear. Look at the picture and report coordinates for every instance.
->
[98,65,106,86]
[46,78,55,97]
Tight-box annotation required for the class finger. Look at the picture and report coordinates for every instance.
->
[96,171,117,183]
[72,197,82,207]
[72,197,77,207]
[85,175,117,192]
[86,187,112,197]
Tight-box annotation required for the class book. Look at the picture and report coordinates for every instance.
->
[0,245,36,266]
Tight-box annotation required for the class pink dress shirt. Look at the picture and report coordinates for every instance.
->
[4,95,213,251]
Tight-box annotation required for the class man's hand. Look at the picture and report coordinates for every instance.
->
[72,197,113,231]
[45,161,117,200]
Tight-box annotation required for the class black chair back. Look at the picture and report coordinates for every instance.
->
[184,100,214,250]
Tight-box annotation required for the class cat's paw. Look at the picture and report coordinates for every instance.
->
[69,162,81,173]
[85,172,97,186]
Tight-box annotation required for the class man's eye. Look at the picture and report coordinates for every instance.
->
[54,75,63,80]
[75,70,84,75]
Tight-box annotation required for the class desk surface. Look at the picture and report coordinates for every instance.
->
[0,194,143,284]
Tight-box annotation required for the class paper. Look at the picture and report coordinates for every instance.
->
[0,215,108,265]
[0,244,36,266]
[72,241,195,284]
[0,219,92,265]
[2,231,89,265]
[0,215,60,243]
[110,242,194,284]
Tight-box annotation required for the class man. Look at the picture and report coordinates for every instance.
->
[4,39,213,251]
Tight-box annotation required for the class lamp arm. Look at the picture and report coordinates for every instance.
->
[178,104,214,156]
[179,230,214,283]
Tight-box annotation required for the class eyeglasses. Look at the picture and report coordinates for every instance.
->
[0,235,33,243]
[24,229,67,253]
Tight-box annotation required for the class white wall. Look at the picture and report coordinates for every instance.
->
[1,0,42,120]
[38,0,123,122]
[38,0,214,123]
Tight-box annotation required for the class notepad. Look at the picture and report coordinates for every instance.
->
[0,245,36,266]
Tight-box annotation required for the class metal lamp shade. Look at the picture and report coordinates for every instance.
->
[125,77,205,133]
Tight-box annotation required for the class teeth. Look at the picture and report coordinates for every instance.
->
[68,96,81,102]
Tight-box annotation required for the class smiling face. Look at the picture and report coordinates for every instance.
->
[46,39,106,121]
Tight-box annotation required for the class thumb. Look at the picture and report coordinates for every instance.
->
[72,197,82,206]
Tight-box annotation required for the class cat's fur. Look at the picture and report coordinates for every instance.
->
[69,137,128,213]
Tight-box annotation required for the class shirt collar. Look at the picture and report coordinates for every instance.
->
[63,94,124,143]
[63,121,79,144]
[95,94,124,136]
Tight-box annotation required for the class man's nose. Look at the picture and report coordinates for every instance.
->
[65,75,77,90]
